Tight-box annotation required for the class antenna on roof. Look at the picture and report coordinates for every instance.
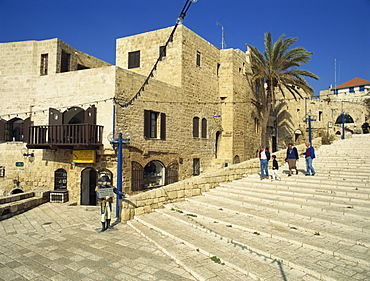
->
[216,22,227,49]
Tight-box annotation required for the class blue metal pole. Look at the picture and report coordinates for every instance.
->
[341,114,345,140]
[308,118,312,144]
[116,133,123,218]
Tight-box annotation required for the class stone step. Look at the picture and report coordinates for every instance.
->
[214,185,370,214]
[164,199,370,249]
[194,192,370,233]
[161,204,370,269]
[130,212,321,281]
[128,218,255,281]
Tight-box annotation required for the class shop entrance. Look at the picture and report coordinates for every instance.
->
[80,168,97,205]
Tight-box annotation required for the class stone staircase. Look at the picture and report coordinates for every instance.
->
[127,134,370,281]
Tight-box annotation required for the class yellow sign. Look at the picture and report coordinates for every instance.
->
[72,150,95,164]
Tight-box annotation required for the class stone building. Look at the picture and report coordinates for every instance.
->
[0,25,367,203]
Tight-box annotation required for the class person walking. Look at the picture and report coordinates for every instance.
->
[259,146,270,180]
[271,155,281,181]
[301,142,316,176]
[285,143,299,176]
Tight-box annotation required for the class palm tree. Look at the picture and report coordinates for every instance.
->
[247,32,319,147]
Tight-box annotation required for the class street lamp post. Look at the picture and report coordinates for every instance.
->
[305,114,316,144]
[110,132,130,218]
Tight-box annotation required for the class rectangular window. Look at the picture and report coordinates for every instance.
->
[349,87,354,93]
[128,50,140,69]
[61,51,70,72]
[334,89,338,95]
[193,158,200,176]
[159,46,166,61]
[359,85,365,91]
[0,166,5,177]
[196,51,201,66]
[319,111,323,121]
[40,54,48,75]
[144,110,166,139]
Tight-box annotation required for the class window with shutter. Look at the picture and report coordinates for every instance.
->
[144,110,166,140]
[128,50,140,69]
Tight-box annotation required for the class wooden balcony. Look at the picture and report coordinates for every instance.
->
[27,124,103,150]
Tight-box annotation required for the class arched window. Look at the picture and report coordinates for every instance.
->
[54,168,67,190]
[193,117,199,138]
[5,118,23,141]
[201,118,207,138]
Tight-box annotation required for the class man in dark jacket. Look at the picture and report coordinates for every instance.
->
[301,142,316,176]
[285,143,299,176]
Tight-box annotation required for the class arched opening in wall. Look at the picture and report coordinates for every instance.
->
[63,107,84,124]
[233,155,240,164]
[215,131,222,158]
[294,129,303,143]
[80,168,98,205]
[5,118,24,141]
[54,168,67,190]
[8,188,24,195]
[143,160,165,189]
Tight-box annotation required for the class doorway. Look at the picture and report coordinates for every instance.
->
[80,168,97,205]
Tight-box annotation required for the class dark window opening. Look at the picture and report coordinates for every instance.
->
[61,51,70,73]
[54,168,67,190]
[359,85,365,91]
[349,87,354,93]
[201,118,207,138]
[5,118,24,141]
[40,54,48,75]
[193,117,199,138]
[193,158,200,176]
[128,50,140,69]
[159,46,166,61]
[0,166,5,177]
[196,51,201,66]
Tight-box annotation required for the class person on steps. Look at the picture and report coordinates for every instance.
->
[285,143,299,176]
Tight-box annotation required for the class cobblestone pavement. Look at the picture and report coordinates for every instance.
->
[0,203,196,281]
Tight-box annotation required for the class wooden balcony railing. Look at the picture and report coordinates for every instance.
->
[27,124,103,150]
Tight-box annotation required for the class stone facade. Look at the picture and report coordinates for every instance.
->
[0,26,368,204]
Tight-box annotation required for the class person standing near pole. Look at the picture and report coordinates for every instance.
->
[301,142,316,176]
[285,143,299,176]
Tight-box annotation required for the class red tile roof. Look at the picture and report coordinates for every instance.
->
[334,77,370,89]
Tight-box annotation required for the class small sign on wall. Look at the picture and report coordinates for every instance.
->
[72,150,95,164]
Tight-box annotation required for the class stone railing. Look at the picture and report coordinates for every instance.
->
[120,138,322,221]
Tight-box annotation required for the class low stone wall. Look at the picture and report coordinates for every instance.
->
[120,138,322,221]
[0,190,51,220]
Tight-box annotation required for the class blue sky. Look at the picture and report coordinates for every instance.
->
[1,0,369,96]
